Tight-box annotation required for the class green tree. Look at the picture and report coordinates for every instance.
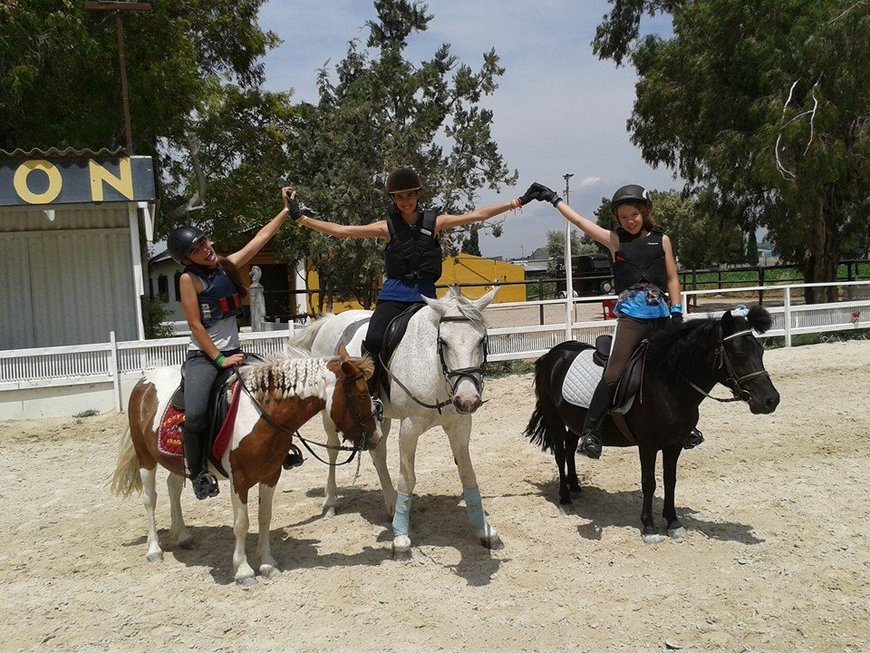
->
[545,229,596,269]
[286,0,517,310]
[594,0,870,301]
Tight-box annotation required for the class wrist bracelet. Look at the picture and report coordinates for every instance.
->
[552,196,563,207]
[213,354,226,369]
[670,304,683,314]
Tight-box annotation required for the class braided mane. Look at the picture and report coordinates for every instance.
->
[240,348,331,402]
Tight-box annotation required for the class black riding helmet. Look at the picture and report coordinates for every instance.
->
[386,167,422,194]
[611,184,651,215]
[167,226,206,264]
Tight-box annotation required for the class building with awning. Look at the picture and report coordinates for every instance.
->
[0,150,156,349]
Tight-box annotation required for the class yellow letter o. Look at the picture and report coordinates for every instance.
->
[14,160,63,204]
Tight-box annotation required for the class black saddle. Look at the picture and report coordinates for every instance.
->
[372,303,425,399]
[171,353,263,473]
[590,334,648,415]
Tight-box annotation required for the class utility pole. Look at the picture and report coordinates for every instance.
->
[85,2,152,156]
[563,173,574,338]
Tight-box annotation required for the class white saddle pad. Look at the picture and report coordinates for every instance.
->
[561,348,604,408]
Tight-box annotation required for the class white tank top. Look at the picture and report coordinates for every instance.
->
[188,315,240,353]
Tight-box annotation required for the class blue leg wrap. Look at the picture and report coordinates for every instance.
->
[463,486,486,531]
[392,491,413,537]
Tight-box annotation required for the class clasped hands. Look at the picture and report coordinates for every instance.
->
[516,182,562,207]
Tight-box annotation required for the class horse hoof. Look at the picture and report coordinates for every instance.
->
[642,533,666,545]
[322,506,336,519]
[146,551,163,564]
[668,526,687,540]
[236,576,258,588]
[480,534,503,550]
[260,565,282,580]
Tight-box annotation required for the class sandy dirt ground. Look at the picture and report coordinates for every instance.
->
[1,340,868,653]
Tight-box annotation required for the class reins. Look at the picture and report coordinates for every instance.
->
[232,368,364,467]
[687,328,769,403]
[378,314,489,415]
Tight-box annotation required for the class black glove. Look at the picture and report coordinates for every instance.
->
[285,190,303,220]
[528,182,561,205]
[516,184,540,206]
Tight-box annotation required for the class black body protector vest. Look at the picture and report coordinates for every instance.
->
[384,210,442,281]
[185,264,244,328]
[612,227,668,294]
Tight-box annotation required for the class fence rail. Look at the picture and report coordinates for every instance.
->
[2,282,867,417]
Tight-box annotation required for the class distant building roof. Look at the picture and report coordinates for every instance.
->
[0,146,127,158]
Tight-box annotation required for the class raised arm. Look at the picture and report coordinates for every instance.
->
[435,199,520,232]
[226,187,293,267]
[524,182,618,253]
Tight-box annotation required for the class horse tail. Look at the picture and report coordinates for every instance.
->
[287,315,330,351]
[523,355,558,453]
[110,424,142,497]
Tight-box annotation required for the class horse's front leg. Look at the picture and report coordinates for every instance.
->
[256,482,281,579]
[392,418,424,561]
[139,466,163,563]
[369,417,396,516]
[661,445,686,539]
[446,417,502,550]
[321,413,342,518]
[229,484,257,587]
[166,472,192,549]
[638,445,664,544]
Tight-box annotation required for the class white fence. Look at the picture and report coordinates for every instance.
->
[1,282,867,419]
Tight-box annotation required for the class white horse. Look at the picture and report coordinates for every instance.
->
[290,286,500,560]
[111,346,380,586]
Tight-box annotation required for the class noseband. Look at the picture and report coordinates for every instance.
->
[379,314,489,413]
[437,315,488,396]
[689,328,769,403]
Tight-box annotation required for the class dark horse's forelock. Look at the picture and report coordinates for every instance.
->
[646,319,720,391]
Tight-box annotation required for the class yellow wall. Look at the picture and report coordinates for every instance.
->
[307,254,525,312]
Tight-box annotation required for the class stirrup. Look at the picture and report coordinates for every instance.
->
[192,472,219,500]
[578,430,603,460]
[371,397,385,423]
[684,428,705,449]
[282,443,304,470]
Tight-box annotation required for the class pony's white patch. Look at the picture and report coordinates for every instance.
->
[729,304,749,317]
[144,366,181,432]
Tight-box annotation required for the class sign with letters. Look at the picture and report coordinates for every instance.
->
[0,156,156,206]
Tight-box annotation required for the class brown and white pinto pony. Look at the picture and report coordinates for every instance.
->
[111,344,379,587]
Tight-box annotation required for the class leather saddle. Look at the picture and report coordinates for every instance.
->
[369,303,426,400]
[590,334,649,415]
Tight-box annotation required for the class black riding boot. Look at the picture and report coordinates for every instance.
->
[578,380,614,460]
[362,343,385,418]
[183,429,219,500]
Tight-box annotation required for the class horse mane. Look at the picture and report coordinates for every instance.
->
[442,286,488,325]
[241,347,331,402]
[644,318,720,391]
[240,347,374,401]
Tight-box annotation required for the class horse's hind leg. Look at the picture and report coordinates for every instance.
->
[256,483,280,579]
[661,446,686,539]
[140,466,163,563]
[551,426,574,511]
[445,419,502,550]
[166,472,192,549]
[565,428,582,498]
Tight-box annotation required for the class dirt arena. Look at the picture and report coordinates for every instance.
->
[1,340,868,653]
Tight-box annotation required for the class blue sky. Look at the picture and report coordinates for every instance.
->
[257,1,681,260]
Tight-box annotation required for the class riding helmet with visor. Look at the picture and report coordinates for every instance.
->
[611,184,651,215]
[386,167,422,194]
[167,226,207,264]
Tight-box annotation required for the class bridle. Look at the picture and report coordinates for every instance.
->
[380,314,489,414]
[234,368,375,467]
[688,328,770,403]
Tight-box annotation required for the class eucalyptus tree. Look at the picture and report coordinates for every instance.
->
[286,0,517,309]
[593,0,870,300]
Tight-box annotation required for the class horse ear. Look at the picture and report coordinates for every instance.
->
[473,285,500,311]
[721,309,735,332]
[337,342,349,361]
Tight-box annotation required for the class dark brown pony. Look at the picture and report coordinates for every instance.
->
[524,306,780,543]
[112,344,380,586]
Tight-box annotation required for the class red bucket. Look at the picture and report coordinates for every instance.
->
[602,299,617,320]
